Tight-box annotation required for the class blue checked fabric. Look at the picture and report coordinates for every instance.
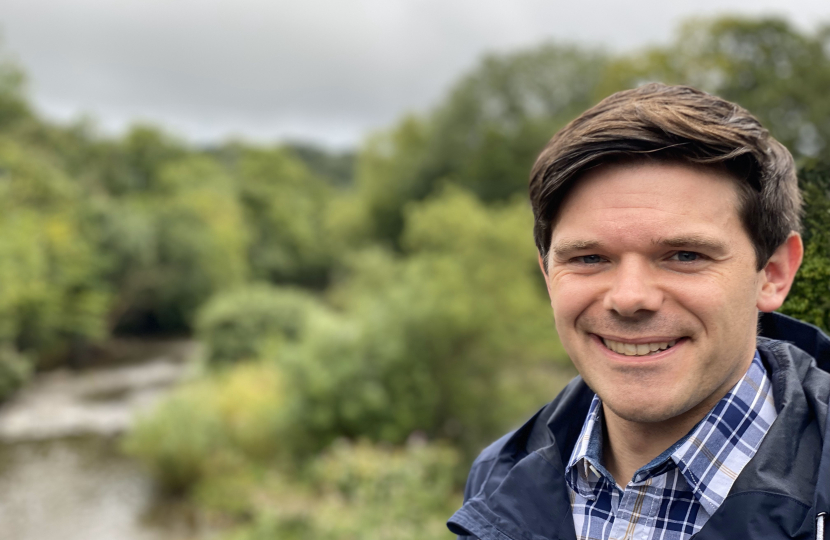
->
[566,351,777,540]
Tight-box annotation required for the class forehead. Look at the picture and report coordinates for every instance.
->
[551,161,744,244]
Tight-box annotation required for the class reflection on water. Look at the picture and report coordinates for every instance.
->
[0,437,204,540]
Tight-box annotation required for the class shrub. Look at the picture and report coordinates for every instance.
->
[202,440,462,540]
[782,164,830,331]
[0,137,110,364]
[314,188,571,456]
[234,147,335,288]
[123,361,290,492]
[0,346,32,402]
[128,187,574,499]
[195,284,322,366]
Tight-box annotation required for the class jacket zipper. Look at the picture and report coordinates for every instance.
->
[818,512,827,540]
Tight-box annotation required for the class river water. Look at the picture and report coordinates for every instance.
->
[0,339,210,540]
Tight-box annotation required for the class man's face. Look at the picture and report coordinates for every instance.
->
[543,161,765,425]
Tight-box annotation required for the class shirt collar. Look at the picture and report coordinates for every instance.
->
[670,350,776,513]
[565,394,607,499]
[565,350,775,506]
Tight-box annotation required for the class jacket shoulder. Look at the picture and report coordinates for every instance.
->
[462,431,515,500]
[461,374,591,501]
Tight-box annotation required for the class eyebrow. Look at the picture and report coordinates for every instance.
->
[550,235,729,259]
[550,239,603,259]
[654,235,728,254]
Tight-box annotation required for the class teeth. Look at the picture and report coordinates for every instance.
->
[602,338,680,356]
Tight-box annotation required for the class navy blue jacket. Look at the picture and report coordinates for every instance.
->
[448,312,830,539]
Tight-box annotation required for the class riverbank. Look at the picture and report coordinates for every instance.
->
[0,339,198,442]
[0,338,209,540]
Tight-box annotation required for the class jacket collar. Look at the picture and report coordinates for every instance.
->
[448,376,592,540]
[758,311,830,372]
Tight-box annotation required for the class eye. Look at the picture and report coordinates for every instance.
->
[671,251,700,262]
[575,255,605,264]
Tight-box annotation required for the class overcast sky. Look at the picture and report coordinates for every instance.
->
[1,0,828,149]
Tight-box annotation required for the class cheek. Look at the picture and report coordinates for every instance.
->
[669,272,759,333]
[549,276,599,332]
[673,285,723,319]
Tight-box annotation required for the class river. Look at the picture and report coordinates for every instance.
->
[0,339,211,540]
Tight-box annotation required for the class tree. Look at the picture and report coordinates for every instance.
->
[102,155,249,332]
[0,137,109,365]
[285,142,356,189]
[781,163,830,330]
[233,147,335,288]
[0,39,32,133]
[600,18,830,158]
[355,44,608,246]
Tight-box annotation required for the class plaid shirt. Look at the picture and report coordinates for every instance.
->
[566,351,777,540]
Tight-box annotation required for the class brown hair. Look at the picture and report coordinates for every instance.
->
[529,83,801,271]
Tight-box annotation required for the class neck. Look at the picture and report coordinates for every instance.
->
[600,346,757,487]
[601,404,705,487]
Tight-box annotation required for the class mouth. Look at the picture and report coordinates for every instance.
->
[597,336,683,357]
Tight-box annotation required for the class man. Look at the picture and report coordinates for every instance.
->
[447,84,830,540]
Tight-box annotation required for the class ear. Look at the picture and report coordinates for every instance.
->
[756,232,804,312]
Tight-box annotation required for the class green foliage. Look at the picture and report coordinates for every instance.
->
[0,39,341,343]
[0,346,32,402]
[286,142,355,188]
[425,45,608,200]
[205,440,461,540]
[120,126,189,193]
[316,187,568,453]
[196,284,321,365]
[0,40,356,374]
[199,189,569,461]
[100,155,249,332]
[355,44,608,245]
[781,163,830,330]
[355,17,830,252]
[148,157,249,327]
[601,17,830,158]
[129,187,571,493]
[233,147,334,287]
[124,360,291,492]
[0,137,110,364]
[124,384,226,492]
[353,116,432,245]
[0,39,32,131]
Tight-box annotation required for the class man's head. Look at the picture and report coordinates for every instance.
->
[530,83,804,429]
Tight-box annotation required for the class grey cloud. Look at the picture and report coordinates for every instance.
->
[1,0,827,147]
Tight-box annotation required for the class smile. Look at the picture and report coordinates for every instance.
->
[601,337,679,357]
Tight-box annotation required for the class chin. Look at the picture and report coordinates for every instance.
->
[603,397,690,425]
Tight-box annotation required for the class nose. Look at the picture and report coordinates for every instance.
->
[603,256,664,317]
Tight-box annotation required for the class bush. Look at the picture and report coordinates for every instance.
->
[195,284,323,366]
[123,361,291,492]
[199,440,462,540]
[133,188,572,492]
[782,163,830,331]
[0,346,32,402]
[234,147,335,287]
[313,187,571,455]
[0,137,110,363]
